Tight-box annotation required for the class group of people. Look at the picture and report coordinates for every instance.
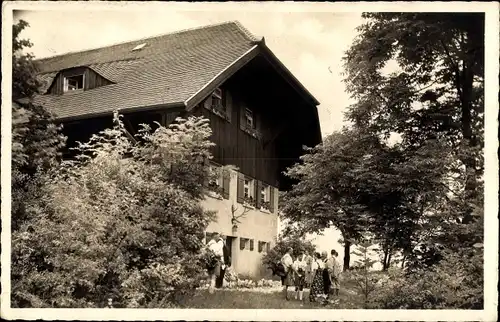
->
[280,248,342,304]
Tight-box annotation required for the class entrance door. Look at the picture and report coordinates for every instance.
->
[225,236,234,266]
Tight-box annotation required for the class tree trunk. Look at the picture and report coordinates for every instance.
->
[382,246,389,271]
[343,240,351,271]
[387,249,393,270]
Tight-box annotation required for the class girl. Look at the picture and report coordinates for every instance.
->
[293,251,307,302]
[309,252,325,303]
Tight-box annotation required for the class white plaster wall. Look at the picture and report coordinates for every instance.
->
[202,169,279,278]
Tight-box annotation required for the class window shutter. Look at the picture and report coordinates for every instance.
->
[269,186,275,213]
[255,180,262,209]
[240,238,246,250]
[250,239,254,251]
[222,170,230,199]
[237,173,244,203]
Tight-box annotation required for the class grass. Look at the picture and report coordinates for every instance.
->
[176,286,364,309]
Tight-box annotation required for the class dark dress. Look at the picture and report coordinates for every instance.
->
[309,260,325,302]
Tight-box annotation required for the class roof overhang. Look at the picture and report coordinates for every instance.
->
[184,38,321,110]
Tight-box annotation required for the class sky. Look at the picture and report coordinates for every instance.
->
[13,6,376,267]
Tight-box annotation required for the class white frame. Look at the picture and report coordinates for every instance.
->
[260,184,269,203]
[63,74,85,92]
[244,108,254,128]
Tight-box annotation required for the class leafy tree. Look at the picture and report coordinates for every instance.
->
[281,128,383,270]
[343,13,484,268]
[11,114,216,308]
[10,20,66,231]
[343,13,484,221]
[262,234,316,275]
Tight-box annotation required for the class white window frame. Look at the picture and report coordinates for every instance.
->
[211,88,225,112]
[243,177,254,199]
[260,184,269,203]
[244,108,254,128]
[63,74,85,92]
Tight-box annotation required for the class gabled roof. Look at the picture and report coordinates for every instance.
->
[32,21,319,121]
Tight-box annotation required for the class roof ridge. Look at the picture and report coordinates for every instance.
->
[34,20,245,62]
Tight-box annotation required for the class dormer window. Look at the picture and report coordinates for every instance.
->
[63,74,84,92]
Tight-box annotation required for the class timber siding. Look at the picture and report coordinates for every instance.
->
[193,86,280,188]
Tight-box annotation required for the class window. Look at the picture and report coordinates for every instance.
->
[244,108,254,129]
[240,238,250,250]
[63,74,84,92]
[132,43,147,51]
[249,239,254,251]
[244,179,251,199]
[211,88,225,112]
[260,184,269,203]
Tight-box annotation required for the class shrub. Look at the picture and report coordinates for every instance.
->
[262,235,316,276]
[370,249,483,309]
[11,114,216,308]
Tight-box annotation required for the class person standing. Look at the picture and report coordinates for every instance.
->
[215,235,231,288]
[321,251,332,301]
[309,252,325,302]
[280,247,294,300]
[206,232,224,294]
[329,249,342,297]
[292,251,307,303]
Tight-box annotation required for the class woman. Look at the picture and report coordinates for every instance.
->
[305,251,314,288]
[330,249,342,297]
[309,252,325,303]
[280,247,294,300]
[292,251,308,302]
[321,251,332,299]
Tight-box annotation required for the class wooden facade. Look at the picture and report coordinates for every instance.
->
[47,66,113,95]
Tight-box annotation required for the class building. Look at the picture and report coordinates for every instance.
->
[32,21,322,278]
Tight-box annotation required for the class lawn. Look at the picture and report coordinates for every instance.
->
[177,287,364,309]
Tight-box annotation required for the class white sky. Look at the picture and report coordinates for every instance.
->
[13,8,370,266]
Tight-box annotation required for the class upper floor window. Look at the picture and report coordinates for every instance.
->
[260,184,269,203]
[244,178,252,199]
[211,88,226,112]
[244,108,255,129]
[64,74,84,92]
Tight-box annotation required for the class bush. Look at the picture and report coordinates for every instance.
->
[11,114,216,308]
[262,235,316,276]
[370,250,483,309]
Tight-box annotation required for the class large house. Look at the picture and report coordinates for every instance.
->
[32,21,322,278]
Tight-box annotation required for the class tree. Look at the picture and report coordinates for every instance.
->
[281,128,382,270]
[343,13,484,220]
[11,114,217,308]
[343,13,484,268]
[10,20,66,231]
[349,239,380,308]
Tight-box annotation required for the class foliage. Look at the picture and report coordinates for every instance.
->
[371,248,483,309]
[346,240,381,308]
[342,12,484,269]
[10,20,67,231]
[11,113,216,308]
[281,128,382,270]
[262,235,316,276]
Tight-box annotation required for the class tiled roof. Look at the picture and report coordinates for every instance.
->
[33,21,261,120]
